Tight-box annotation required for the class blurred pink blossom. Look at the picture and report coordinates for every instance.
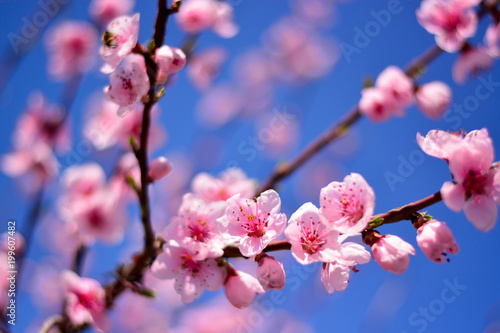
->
[375,66,414,108]
[148,156,173,181]
[45,21,97,80]
[13,92,71,154]
[89,0,135,26]
[192,167,255,202]
[358,87,399,122]
[155,45,187,84]
[417,0,480,52]
[452,47,493,84]
[63,271,111,332]
[187,47,227,90]
[485,21,500,57]
[415,81,452,119]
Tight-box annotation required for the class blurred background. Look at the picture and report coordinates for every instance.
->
[0,0,500,332]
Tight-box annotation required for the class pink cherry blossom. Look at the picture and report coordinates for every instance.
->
[45,21,97,80]
[83,96,121,150]
[358,87,399,122]
[13,92,71,154]
[256,255,286,291]
[217,189,287,257]
[176,0,238,38]
[1,143,59,193]
[63,270,111,332]
[162,193,228,259]
[155,46,187,84]
[452,47,493,84]
[416,220,459,263]
[320,173,375,235]
[485,22,500,57]
[151,241,227,303]
[100,14,140,73]
[192,167,255,202]
[321,235,371,293]
[104,54,150,116]
[196,85,243,128]
[291,0,335,29]
[417,0,480,53]
[416,129,467,161]
[415,81,452,119]
[375,66,414,107]
[440,129,499,231]
[285,202,341,264]
[148,157,173,181]
[187,47,227,90]
[370,234,416,274]
[89,0,135,26]
[67,188,127,244]
[224,270,265,309]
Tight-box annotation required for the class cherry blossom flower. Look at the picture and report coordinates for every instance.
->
[440,129,499,231]
[415,81,452,119]
[375,66,414,108]
[89,0,135,26]
[217,189,287,257]
[485,22,500,57]
[370,234,415,274]
[162,193,228,259]
[416,220,459,263]
[155,46,187,84]
[321,236,371,293]
[151,240,227,303]
[187,47,227,90]
[196,85,243,128]
[320,173,375,235]
[192,167,255,202]
[224,270,265,309]
[45,21,98,80]
[176,0,238,38]
[13,92,71,154]
[452,47,493,84]
[358,87,399,122]
[63,271,111,332]
[104,54,150,116]
[417,0,481,53]
[148,157,173,181]
[416,129,467,161]
[285,202,341,264]
[1,143,59,193]
[100,14,140,73]
[256,255,286,291]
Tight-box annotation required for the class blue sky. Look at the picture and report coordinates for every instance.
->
[1,0,500,332]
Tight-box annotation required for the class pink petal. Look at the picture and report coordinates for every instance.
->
[464,195,497,232]
[441,181,466,212]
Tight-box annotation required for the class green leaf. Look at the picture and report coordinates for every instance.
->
[369,217,384,228]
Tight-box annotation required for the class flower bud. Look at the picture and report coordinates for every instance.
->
[148,157,173,181]
[416,220,459,263]
[224,270,264,309]
[156,46,187,83]
[415,81,452,119]
[256,255,286,291]
[371,234,415,274]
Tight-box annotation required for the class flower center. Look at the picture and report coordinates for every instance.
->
[463,170,489,198]
[299,221,326,255]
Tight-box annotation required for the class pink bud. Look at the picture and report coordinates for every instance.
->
[148,157,173,181]
[224,270,264,309]
[256,255,286,291]
[416,81,452,119]
[156,46,187,83]
[358,87,399,122]
[371,235,415,274]
[416,220,459,263]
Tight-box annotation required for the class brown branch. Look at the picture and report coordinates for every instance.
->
[256,1,497,195]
